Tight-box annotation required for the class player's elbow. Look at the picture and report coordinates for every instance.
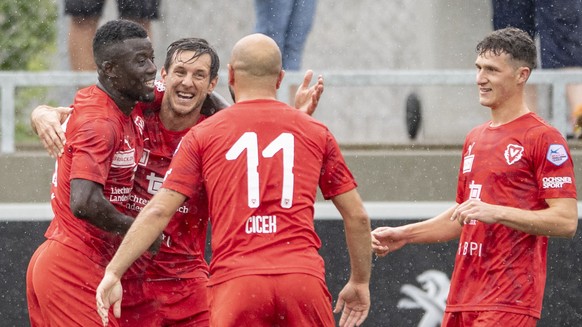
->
[562,218,578,239]
[70,197,94,220]
[140,200,173,223]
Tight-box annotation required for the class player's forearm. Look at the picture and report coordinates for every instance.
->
[81,202,134,236]
[107,188,185,277]
[70,179,135,235]
[403,205,462,244]
[344,214,372,284]
[332,190,372,283]
[106,205,169,278]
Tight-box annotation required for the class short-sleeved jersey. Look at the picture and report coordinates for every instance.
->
[47,85,144,267]
[126,86,210,280]
[162,99,357,286]
[448,112,577,318]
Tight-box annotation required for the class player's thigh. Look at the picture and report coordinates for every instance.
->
[117,0,160,19]
[121,277,210,327]
[29,240,117,326]
[274,273,334,327]
[442,311,537,327]
[64,0,105,17]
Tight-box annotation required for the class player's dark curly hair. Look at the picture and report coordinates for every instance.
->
[164,38,220,81]
[92,19,149,67]
[476,27,537,69]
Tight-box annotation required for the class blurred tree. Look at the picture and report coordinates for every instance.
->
[0,0,57,70]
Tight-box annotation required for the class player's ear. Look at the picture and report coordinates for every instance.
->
[517,66,531,85]
[228,64,235,87]
[275,70,285,89]
[101,60,117,78]
[160,67,168,82]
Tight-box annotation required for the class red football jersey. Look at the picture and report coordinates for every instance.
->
[162,99,357,286]
[448,113,577,318]
[47,85,144,267]
[127,88,210,279]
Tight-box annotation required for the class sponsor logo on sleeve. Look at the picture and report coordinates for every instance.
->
[504,144,524,165]
[546,144,568,166]
[542,176,572,189]
[112,149,136,168]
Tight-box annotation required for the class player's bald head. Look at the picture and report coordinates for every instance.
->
[230,33,282,78]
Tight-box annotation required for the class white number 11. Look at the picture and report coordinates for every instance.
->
[225,132,294,208]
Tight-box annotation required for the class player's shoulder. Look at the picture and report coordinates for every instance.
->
[523,113,564,138]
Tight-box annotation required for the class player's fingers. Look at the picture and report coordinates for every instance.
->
[96,293,109,326]
[113,299,122,318]
[340,307,360,327]
[47,143,62,159]
[316,75,324,93]
[333,299,342,314]
[56,106,73,116]
[354,309,369,326]
[301,69,314,88]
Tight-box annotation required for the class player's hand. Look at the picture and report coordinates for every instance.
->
[333,281,370,327]
[371,226,407,257]
[294,70,324,116]
[95,271,123,326]
[451,199,497,225]
[31,105,72,158]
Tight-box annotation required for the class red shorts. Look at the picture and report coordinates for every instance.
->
[120,276,209,327]
[208,273,335,327]
[442,311,538,327]
[26,239,118,327]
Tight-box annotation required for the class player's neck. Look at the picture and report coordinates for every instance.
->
[96,81,137,116]
[233,83,278,103]
[160,104,201,132]
[489,99,530,127]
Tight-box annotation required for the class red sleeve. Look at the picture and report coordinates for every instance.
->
[319,130,357,199]
[531,127,577,199]
[69,119,118,186]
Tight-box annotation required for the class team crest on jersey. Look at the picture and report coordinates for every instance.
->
[504,144,524,165]
[546,144,568,166]
[134,115,145,135]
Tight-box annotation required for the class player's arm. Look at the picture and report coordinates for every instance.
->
[30,104,72,158]
[70,179,135,235]
[451,197,578,238]
[96,187,186,325]
[372,204,461,257]
[294,69,324,116]
[330,189,371,327]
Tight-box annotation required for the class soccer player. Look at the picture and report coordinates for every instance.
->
[96,33,371,327]
[372,27,577,327]
[26,19,157,327]
[31,38,324,326]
